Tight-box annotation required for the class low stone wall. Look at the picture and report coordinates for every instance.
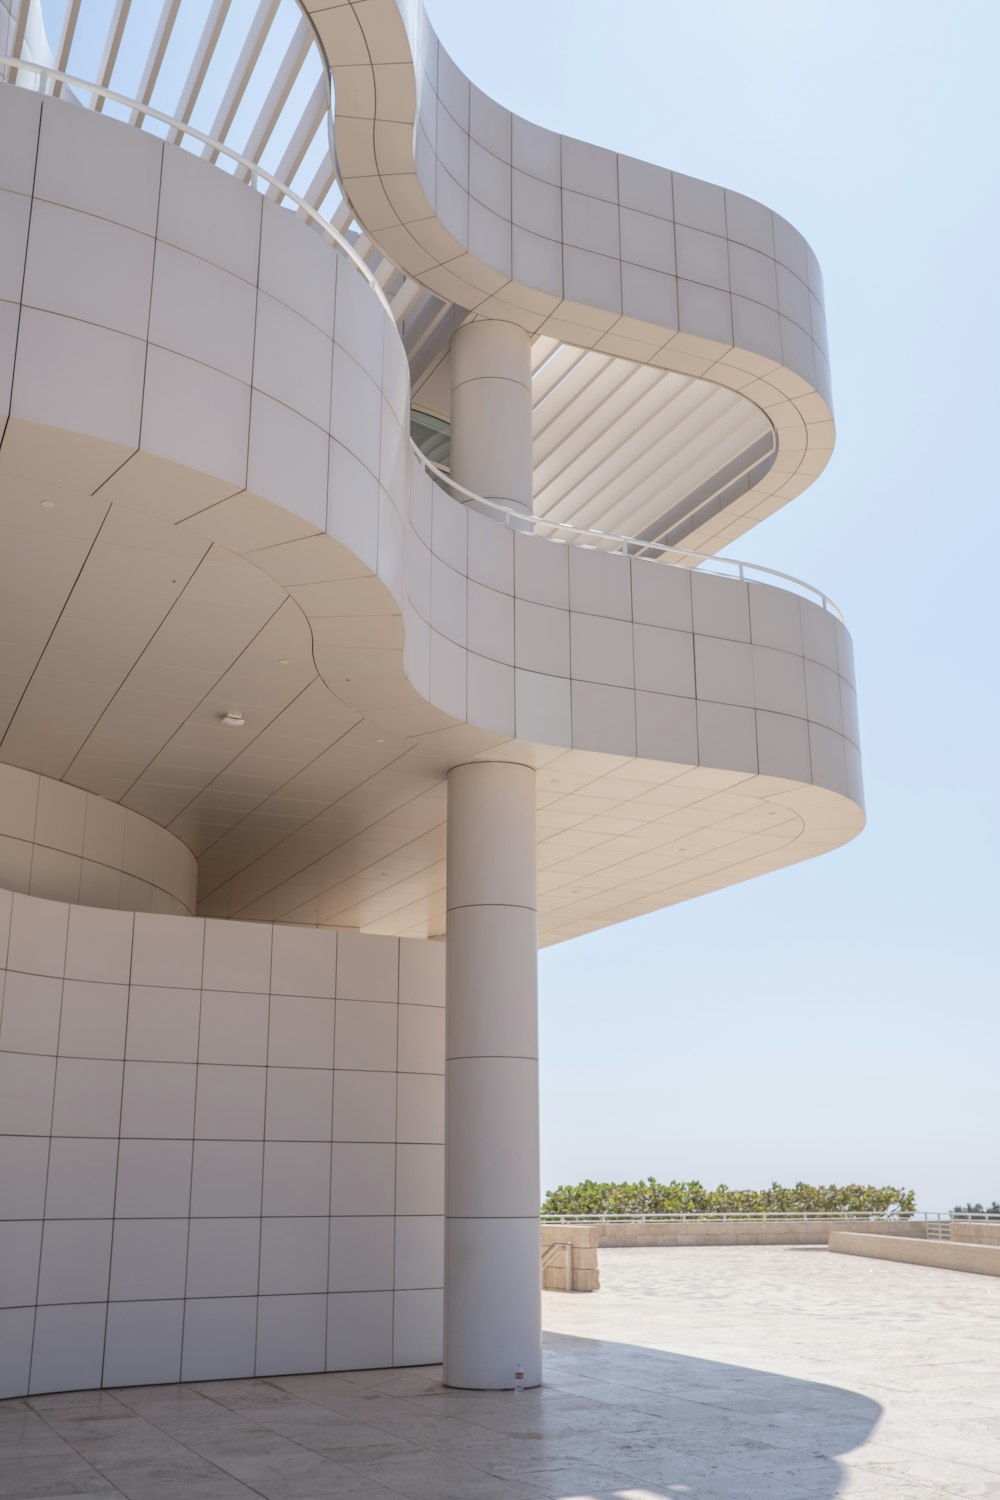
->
[541,1224,599,1291]
[818,1219,929,1239]
[950,1223,1000,1246]
[535,1220,1000,1293]
[589,1219,928,1249]
[830,1232,1000,1278]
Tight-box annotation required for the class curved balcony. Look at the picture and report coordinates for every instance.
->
[0,81,863,944]
[302,0,835,550]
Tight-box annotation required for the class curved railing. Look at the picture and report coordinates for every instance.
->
[411,447,843,620]
[1,60,844,625]
[0,60,397,322]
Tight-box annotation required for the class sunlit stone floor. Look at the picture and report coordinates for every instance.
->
[2,1246,999,1499]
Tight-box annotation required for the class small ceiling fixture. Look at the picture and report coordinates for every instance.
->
[221,711,245,727]
[278,658,289,665]
[40,499,55,509]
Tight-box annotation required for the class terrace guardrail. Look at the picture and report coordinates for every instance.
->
[410,448,845,620]
[540,1211,953,1224]
[2,60,844,627]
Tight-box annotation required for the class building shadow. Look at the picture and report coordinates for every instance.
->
[495,1329,882,1498]
[0,1337,882,1500]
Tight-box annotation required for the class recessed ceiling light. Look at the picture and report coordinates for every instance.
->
[40,500,55,509]
[221,711,245,727]
[375,737,385,744]
[278,658,289,665]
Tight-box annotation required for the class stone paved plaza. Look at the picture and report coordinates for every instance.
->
[2,1246,998,1499]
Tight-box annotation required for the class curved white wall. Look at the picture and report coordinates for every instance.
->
[0,87,863,939]
[0,765,196,914]
[0,890,445,1397]
[307,0,835,514]
[402,463,862,804]
[0,86,861,805]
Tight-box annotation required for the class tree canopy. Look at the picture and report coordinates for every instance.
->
[542,1179,916,1216]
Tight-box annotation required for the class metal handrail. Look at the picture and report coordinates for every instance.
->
[2,60,845,625]
[412,445,844,620]
[0,59,396,324]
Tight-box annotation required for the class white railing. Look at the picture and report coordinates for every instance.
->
[411,446,843,620]
[0,60,396,324]
[1,59,844,625]
[541,1211,951,1224]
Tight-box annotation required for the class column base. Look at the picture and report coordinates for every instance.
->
[443,1217,542,1389]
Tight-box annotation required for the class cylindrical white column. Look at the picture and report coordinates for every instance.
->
[444,760,540,1390]
[449,319,533,514]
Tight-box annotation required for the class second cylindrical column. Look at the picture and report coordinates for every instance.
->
[444,760,541,1389]
[449,318,533,514]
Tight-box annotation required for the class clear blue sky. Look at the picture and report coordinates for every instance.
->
[426,0,1000,1212]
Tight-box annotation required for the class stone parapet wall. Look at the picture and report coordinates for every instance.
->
[830,1232,1000,1278]
[811,1219,929,1240]
[586,1219,928,1249]
[541,1224,600,1292]
[949,1223,1000,1246]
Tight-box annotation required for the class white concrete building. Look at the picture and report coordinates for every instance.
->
[0,0,862,1397]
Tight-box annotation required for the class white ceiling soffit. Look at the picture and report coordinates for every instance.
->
[411,338,777,554]
[0,487,859,945]
[529,341,775,552]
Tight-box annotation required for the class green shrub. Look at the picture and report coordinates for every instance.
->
[541,1179,916,1217]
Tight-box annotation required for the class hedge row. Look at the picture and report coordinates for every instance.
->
[542,1179,916,1217]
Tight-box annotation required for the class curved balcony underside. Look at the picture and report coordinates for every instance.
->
[0,90,863,945]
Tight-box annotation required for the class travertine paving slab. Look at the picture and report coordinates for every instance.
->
[2,1246,998,1497]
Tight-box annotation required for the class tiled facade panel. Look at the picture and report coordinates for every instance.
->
[0,84,410,551]
[0,86,861,946]
[0,766,197,914]
[0,86,859,811]
[405,467,863,806]
[0,891,445,1397]
[312,0,834,526]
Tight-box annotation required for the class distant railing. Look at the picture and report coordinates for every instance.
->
[541,1211,952,1224]
[410,446,844,621]
[2,59,844,626]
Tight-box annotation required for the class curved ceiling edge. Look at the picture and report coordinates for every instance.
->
[301,0,835,531]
